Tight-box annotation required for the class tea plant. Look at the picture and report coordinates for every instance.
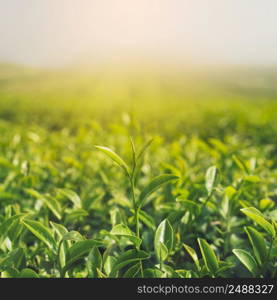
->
[0,66,276,278]
[0,131,276,278]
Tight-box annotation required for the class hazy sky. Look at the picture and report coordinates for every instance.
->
[0,0,277,66]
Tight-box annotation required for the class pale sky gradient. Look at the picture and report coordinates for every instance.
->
[0,0,277,66]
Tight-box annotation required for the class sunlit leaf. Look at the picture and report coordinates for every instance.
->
[197,238,218,275]
[241,207,275,237]
[245,226,267,266]
[57,188,82,208]
[21,219,56,252]
[205,166,218,196]
[183,243,200,271]
[154,219,173,262]
[233,249,258,276]
[110,224,141,248]
[94,146,130,175]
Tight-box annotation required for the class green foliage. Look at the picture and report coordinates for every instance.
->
[240,207,275,237]
[205,166,218,196]
[94,146,130,176]
[21,219,57,252]
[154,219,174,262]
[65,239,104,270]
[245,226,267,266]
[110,224,141,248]
[0,66,276,277]
[87,247,103,278]
[138,175,179,208]
[233,249,258,277]
[197,238,219,276]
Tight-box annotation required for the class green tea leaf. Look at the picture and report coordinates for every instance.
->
[44,195,62,220]
[241,207,275,237]
[96,268,107,278]
[64,209,88,224]
[1,267,20,278]
[110,249,150,277]
[216,261,235,275]
[233,249,258,276]
[0,248,24,270]
[50,222,69,268]
[24,188,42,199]
[50,222,68,240]
[123,263,141,278]
[87,247,103,278]
[259,198,275,211]
[232,155,249,174]
[0,214,25,246]
[157,263,179,278]
[138,174,179,208]
[95,146,130,175]
[137,209,156,230]
[110,223,132,236]
[176,269,193,278]
[19,268,39,278]
[154,219,173,261]
[220,186,236,218]
[62,231,84,242]
[130,209,156,230]
[197,238,218,275]
[21,219,56,252]
[65,239,104,269]
[144,268,164,278]
[245,226,267,266]
[157,242,168,263]
[57,188,82,208]
[104,255,116,276]
[183,243,200,271]
[244,175,261,183]
[205,166,218,196]
[110,224,141,248]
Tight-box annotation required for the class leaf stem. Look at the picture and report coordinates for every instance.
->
[262,236,275,275]
[130,177,140,240]
[202,190,213,209]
